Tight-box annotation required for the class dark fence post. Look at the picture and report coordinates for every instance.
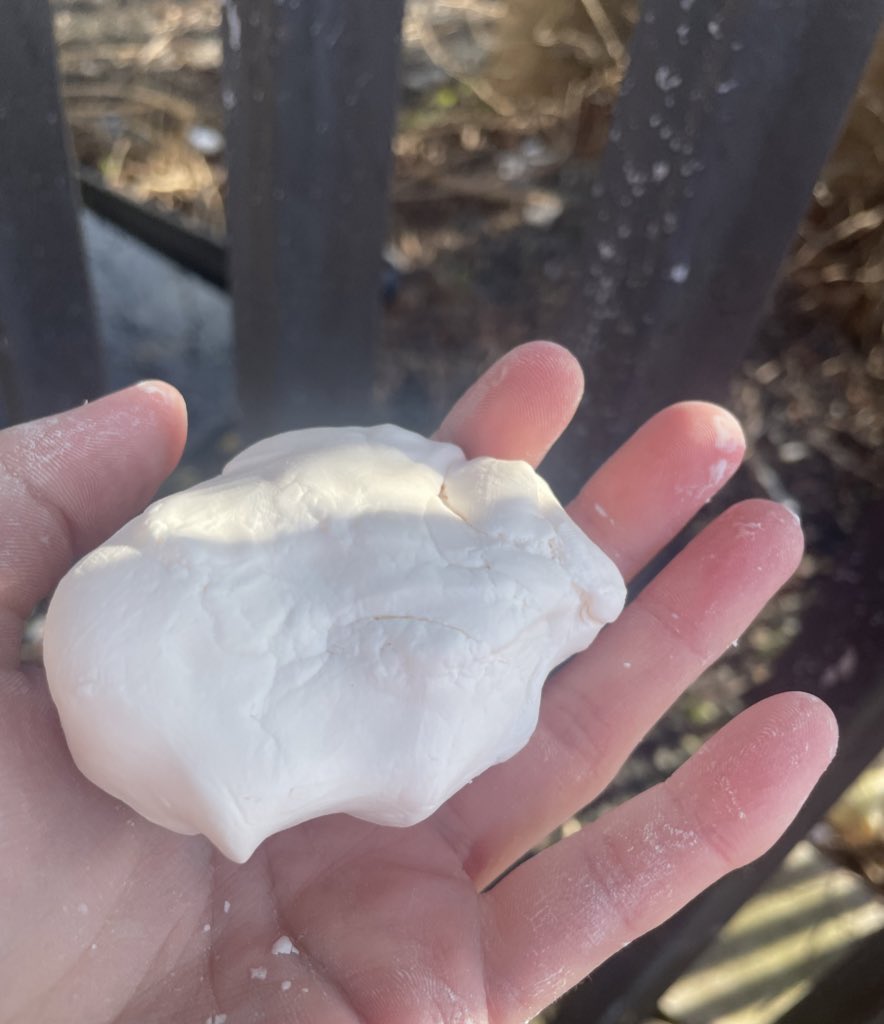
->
[556,0,883,491]
[223,0,405,437]
[0,0,104,423]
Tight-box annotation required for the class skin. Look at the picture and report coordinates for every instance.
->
[0,342,837,1024]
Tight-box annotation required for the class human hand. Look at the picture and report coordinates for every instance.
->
[0,343,836,1024]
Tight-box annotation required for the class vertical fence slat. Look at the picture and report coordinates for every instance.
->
[0,0,104,422]
[555,0,883,491]
[224,0,405,436]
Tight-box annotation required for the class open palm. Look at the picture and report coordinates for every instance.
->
[0,342,835,1024]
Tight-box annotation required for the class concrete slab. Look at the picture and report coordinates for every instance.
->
[82,210,238,454]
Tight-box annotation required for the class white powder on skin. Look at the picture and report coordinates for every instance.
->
[711,412,741,453]
[708,458,729,486]
[134,381,169,398]
[594,501,615,523]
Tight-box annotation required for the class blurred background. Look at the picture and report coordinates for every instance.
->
[18,1,884,1020]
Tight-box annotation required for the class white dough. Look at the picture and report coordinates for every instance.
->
[44,425,626,862]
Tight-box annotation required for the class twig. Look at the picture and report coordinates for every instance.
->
[103,137,133,188]
[436,0,507,18]
[793,204,884,268]
[580,0,628,68]
[61,82,197,124]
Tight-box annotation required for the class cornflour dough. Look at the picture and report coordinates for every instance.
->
[44,425,626,862]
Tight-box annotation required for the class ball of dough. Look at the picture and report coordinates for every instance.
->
[44,425,625,862]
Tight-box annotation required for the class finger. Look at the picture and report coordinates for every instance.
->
[480,691,838,1023]
[567,401,745,581]
[436,500,803,887]
[434,341,584,465]
[0,382,187,664]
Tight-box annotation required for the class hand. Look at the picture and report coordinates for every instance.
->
[0,343,836,1024]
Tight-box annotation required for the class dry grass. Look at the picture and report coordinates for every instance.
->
[399,0,637,165]
[390,0,638,268]
[486,0,636,115]
[403,0,637,121]
[53,0,226,233]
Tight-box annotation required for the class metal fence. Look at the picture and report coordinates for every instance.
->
[1,1,883,1020]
